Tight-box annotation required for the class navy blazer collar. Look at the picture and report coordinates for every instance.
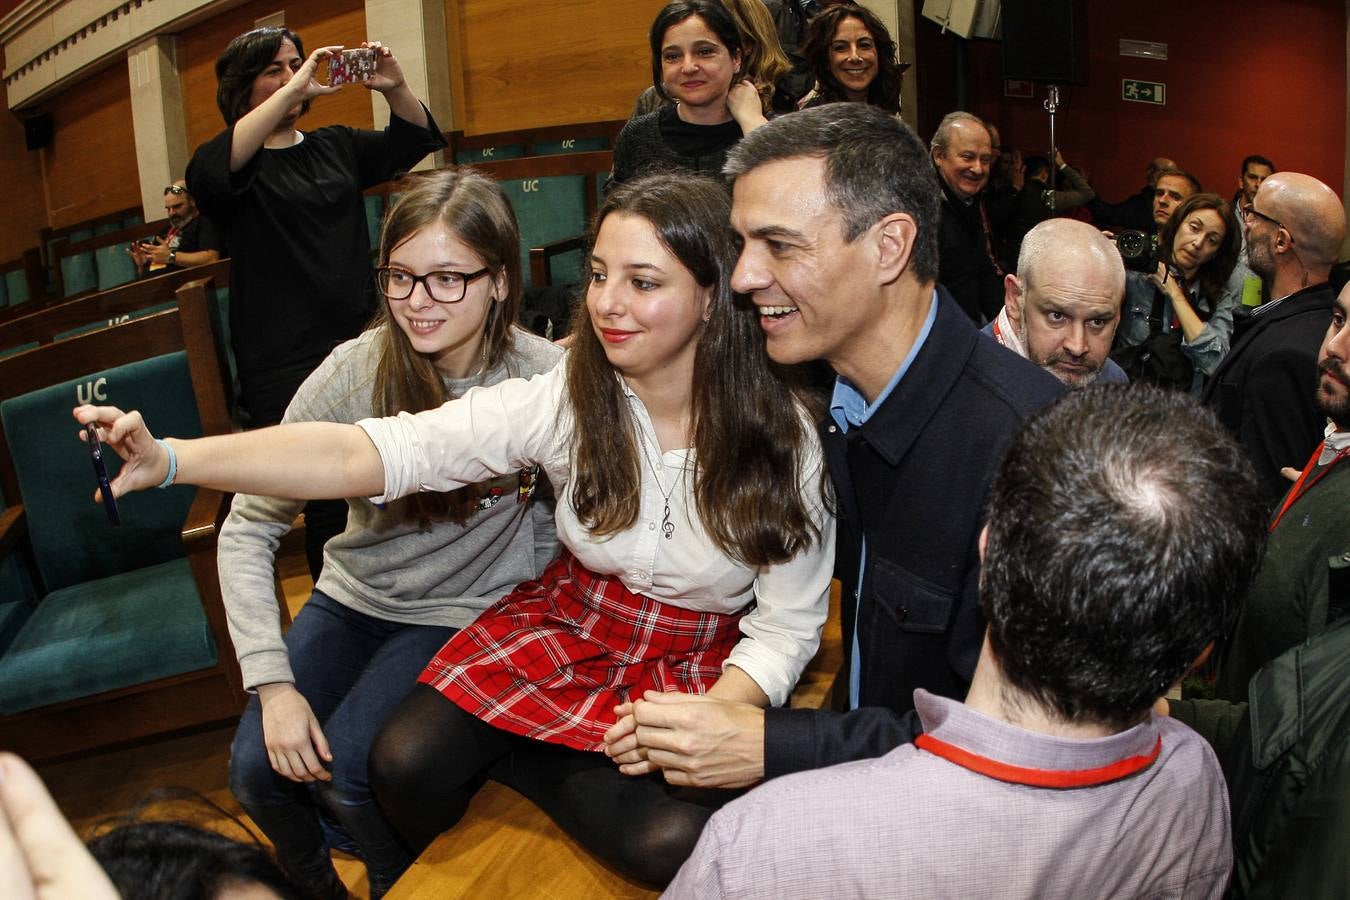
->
[821,287,978,468]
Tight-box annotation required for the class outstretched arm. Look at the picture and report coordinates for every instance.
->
[365,41,430,130]
[73,405,384,501]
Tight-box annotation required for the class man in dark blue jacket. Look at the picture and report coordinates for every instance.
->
[604,104,1063,787]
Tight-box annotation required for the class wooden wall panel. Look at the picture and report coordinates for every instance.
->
[43,66,141,230]
[450,0,664,135]
[0,101,49,260]
[180,0,374,154]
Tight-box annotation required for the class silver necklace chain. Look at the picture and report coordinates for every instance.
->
[637,432,684,540]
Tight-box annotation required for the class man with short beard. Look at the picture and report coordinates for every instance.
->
[984,218,1126,387]
[129,181,221,275]
[1202,172,1346,504]
[1213,278,1350,701]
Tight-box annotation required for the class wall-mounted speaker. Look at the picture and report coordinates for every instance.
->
[1002,0,1087,85]
[23,113,53,151]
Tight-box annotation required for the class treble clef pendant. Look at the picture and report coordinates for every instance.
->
[661,499,675,540]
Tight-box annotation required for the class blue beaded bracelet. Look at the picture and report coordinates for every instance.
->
[155,438,178,489]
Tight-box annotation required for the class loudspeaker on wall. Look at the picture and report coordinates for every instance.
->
[1002,0,1087,85]
[23,113,53,151]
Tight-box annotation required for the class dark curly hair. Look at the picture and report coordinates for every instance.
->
[801,4,903,114]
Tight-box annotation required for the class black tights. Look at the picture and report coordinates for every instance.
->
[369,685,732,887]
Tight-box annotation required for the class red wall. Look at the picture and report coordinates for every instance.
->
[915,0,1347,205]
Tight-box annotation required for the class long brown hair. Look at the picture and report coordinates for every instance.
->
[720,0,791,112]
[370,169,523,524]
[1159,192,1239,311]
[565,174,823,566]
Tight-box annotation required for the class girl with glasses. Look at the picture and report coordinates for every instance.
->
[77,172,832,891]
[168,170,562,899]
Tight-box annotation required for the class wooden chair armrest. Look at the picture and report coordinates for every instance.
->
[182,487,227,552]
[0,504,26,557]
[529,236,587,287]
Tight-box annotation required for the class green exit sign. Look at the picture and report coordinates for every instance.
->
[1122,79,1166,105]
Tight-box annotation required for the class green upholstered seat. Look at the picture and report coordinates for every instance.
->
[0,602,32,658]
[95,242,139,292]
[53,302,178,343]
[0,352,203,592]
[0,559,216,713]
[0,343,37,361]
[501,175,587,288]
[3,268,33,306]
[455,144,524,165]
[364,194,387,251]
[60,252,97,297]
[534,136,609,155]
[0,351,214,713]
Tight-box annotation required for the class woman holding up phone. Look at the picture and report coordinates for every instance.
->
[187,26,446,578]
[77,172,833,889]
[195,171,560,900]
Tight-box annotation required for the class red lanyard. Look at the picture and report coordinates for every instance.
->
[991,317,1006,346]
[1269,440,1350,533]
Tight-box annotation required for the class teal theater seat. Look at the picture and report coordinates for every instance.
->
[364,194,387,252]
[502,175,587,289]
[0,308,243,759]
[60,251,97,297]
[3,265,32,306]
[95,241,139,292]
[455,144,525,165]
[0,353,214,714]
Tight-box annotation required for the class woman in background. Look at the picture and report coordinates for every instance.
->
[800,3,906,114]
[612,1,769,187]
[1116,192,1244,393]
[187,26,446,578]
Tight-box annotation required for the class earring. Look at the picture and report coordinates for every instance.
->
[701,310,711,323]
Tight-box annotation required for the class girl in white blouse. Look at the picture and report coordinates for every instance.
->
[76,172,833,888]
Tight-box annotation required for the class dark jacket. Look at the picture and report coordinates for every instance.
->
[763,287,1064,777]
[1202,281,1334,506]
[936,174,1005,323]
[1225,603,1350,898]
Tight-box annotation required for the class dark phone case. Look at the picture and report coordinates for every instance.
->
[86,424,121,526]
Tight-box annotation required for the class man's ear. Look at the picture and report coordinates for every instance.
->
[875,213,918,284]
[1002,273,1023,326]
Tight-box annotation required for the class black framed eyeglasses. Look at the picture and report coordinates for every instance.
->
[376,266,491,303]
[1242,203,1288,236]
[164,184,188,195]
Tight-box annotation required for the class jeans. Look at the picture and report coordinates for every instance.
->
[229,590,457,898]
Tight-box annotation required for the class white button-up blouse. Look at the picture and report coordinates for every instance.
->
[357,362,836,706]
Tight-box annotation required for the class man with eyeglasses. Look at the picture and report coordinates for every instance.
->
[1202,172,1347,504]
[129,181,221,276]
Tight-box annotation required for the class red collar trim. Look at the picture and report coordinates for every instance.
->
[914,732,1162,788]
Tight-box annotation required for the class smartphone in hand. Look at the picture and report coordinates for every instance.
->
[86,423,121,527]
[327,48,377,86]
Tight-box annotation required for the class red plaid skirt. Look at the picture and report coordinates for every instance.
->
[417,551,743,752]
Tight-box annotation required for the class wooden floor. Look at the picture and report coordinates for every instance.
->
[34,539,376,897]
[33,539,840,900]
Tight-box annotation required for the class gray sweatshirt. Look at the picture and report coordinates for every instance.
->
[218,326,564,690]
